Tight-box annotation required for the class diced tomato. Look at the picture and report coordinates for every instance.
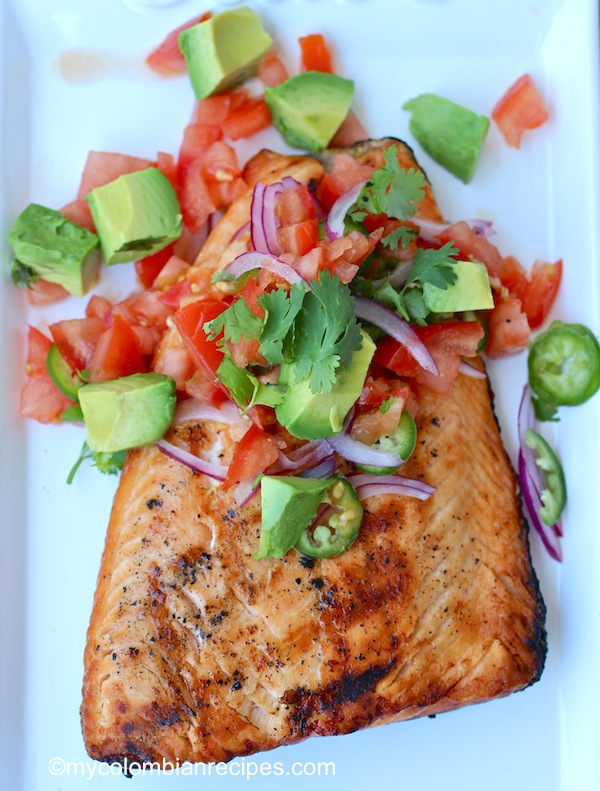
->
[276,183,315,225]
[277,219,319,256]
[375,322,484,394]
[124,290,173,332]
[155,151,177,185]
[131,325,162,357]
[222,96,272,141]
[25,280,70,306]
[145,12,211,77]
[223,423,279,490]
[49,317,104,371]
[152,342,196,392]
[77,151,152,202]
[258,50,289,87]
[87,314,146,382]
[486,296,531,358]
[238,277,266,318]
[20,372,74,424]
[177,163,216,234]
[317,164,373,211]
[157,278,192,309]
[60,200,95,231]
[437,220,504,278]
[210,176,247,209]
[152,254,190,290]
[492,73,549,149]
[184,367,227,406]
[357,376,411,411]
[320,229,379,283]
[178,124,222,171]
[173,298,229,376]
[85,294,113,323]
[200,140,241,181]
[500,256,562,330]
[330,110,368,148]
[134,243,175,288]
[192,94,232,126]
[25,326,52,374]
[21,327,74,423]
[298,33,334,74]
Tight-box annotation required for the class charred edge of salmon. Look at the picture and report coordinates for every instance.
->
[314,136,436,187]
[482,361,548,684]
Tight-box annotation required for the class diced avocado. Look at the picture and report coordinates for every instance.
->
[403,93,489,184]
[275,330,376,440]
[78,372,176,453]
[264,72,354,152]
[7,203,100,296]
[254,475,330,560]
[423,259,494,313]
[86,167,182,265]
[179,7,272,100]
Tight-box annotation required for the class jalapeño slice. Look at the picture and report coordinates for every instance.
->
[295,475,363,559]
[524,429,567,526]
[528,321,600,407]
[357,410,418,476]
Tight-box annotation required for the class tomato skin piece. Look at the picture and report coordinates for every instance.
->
[25,279,70,306]
[25,326,53,374]
[87,314,146,382]
[157,278,192,309]
[155,151,177,185]
[486,296,531,358]
[222,423,279,491]
[49,317,104,371]
[60,199,95,232]
[258,50,289,87]
[437,220,504,278]
[145,12,211,77]
[222,96,272,141]
[192,94,232,126]
[173,299,229,377]
[519,259,562,330]
[77,151,152,201]
[492,74,549,149]
[276,184,315,225]
[177,163,216,234]
[298,34,334,74]
[20,371,74,424]
[277,219,319,256]
[134,243,175,289]
[330,110,368,148]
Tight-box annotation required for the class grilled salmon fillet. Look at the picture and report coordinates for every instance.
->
[81,141,546,765]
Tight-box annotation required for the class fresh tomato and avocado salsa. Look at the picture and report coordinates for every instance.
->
[7,6,599,563]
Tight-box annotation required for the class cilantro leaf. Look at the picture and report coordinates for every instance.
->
[405,243,458,290]
[216,356,286,410]
[380,225,418,251]
[259,284,305,365]
[67,441,125,484]
[348,146,427,226]
[287,271,363,394]
[203,297,263,349]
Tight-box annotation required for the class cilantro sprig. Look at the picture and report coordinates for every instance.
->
[347,145,426,250]
[354,242,459,326]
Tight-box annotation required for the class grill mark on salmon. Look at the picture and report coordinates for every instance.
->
[82,143,545,766]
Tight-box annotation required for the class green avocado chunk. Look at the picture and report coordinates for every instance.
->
[86,167,182,265]
[78,372,176,453]
[423,259,493,313]
[254,475,331,560]
[8,203,100,296]
[403,93,489,184]
[179,6,272,100]
[264,72,354,152]
[275,330,376,440]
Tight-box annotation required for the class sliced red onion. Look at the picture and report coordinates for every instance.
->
[347,472,435,502]
[411,217,495,243]
[276,439,333,471]
[458,359,487,379]
[233,479,260,508]
[229,221,250,243]
[298,457,337,479]
[157,439,228,482]
[327,431,403,468]
[518,450,562,561]
[251,177,302,256]
[225,251,307,286]
[354,296,438,374]
[173,398,242,425]
[324,180,368,240]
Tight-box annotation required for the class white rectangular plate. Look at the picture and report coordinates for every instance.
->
[1,1,599,789]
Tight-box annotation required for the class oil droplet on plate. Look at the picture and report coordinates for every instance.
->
[54,50,144,84]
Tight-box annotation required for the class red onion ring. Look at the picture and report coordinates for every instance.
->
[354,296,438,374]
[347,472,435,502]
[276,439,333,471]
[298,457,337,479]
[157,439,228,482]
[411,217,495,243]
[518,450,563,561]
[458,359,487,379]
[225,251,308,286]
[324,180,368,240]
[173,398,242,425]
[250,177,302,256]
[327,432,403,468]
